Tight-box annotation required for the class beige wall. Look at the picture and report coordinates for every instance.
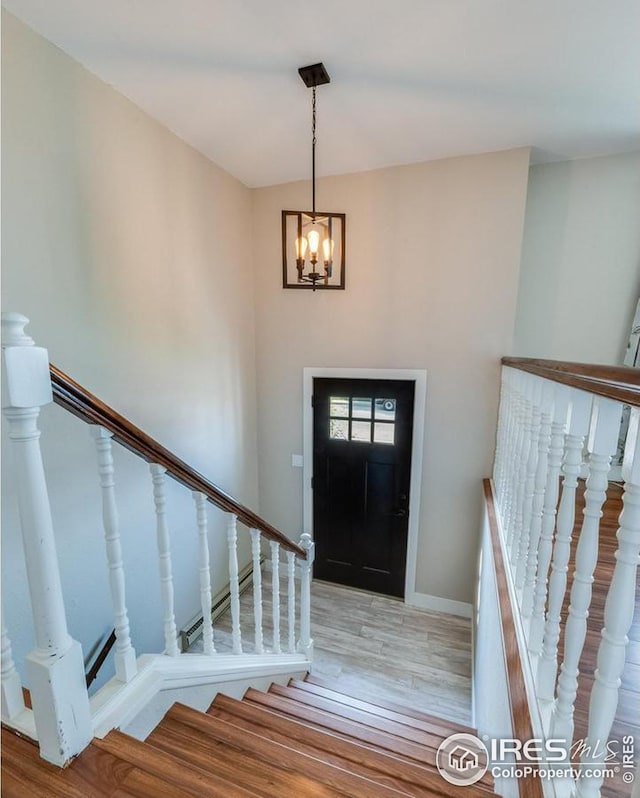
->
[252,149,531,604]
[1,12,258,683]
[514,152,640,363]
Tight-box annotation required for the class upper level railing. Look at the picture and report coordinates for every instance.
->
[1,312,314,766]
[490,356,640,798]
[502,357,640,406]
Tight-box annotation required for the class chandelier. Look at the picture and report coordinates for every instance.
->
[282,63,346,291]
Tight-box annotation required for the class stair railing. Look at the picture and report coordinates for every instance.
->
[491,356,640,798]
[1,312,314,766]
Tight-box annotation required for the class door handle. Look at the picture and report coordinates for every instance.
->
[386,508,407,518]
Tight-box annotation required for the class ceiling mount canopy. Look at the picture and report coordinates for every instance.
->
[282,62,345,291]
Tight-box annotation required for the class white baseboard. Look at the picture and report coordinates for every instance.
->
[406,591,472,618]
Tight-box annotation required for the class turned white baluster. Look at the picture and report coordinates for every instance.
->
[502,370,519,514]
[91,426,137,681]
[522,380,553,617]
[1,611,25,721]
[193,492,215,655]
[1,313,91,764]
[250,529,264,654]
[551,396,623,746]
[497,369,517,515]
[493,368,510,503]
[510,377,534,567]
[538,388,593,702]
[150,464,180,657]
[506,373,527,551]
[516,377,542,590]
[287,550,296,654]
[529,385,570,656]
[298,533,315,658]
[226,514,242,654]
[576,408,640,798]
[270,541,282,654]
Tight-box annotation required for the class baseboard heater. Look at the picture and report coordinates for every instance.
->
[179,556,264,652]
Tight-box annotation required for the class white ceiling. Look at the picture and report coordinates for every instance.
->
[3,1,640,187]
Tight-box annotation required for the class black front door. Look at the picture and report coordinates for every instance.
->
[312,378,415,598]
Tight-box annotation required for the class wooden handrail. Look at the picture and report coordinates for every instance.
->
[502,357,640,407]
[50,364,306,559]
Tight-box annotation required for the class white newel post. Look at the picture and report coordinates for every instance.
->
[193,492,215,655]
[551,396,623,746]
[1,313,92,764]
[576,408,640,798]
[270,541,282,654]
[298,533,315,658]
[529,384,570,656]
[1,610,25,720]
[91,427,137,681]
[249,529,264,654]
[226,514,242,654]
[149,464,180,657]
[537,388,592,703]
[287,551,296,654]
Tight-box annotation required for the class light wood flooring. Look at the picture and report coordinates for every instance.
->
[194,573,473,726]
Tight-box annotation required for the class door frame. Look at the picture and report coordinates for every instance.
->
[303,367,427,603]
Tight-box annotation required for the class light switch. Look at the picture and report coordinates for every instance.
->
[291,454,304,468]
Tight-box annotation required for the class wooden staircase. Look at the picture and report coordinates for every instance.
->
[2,674,498,797]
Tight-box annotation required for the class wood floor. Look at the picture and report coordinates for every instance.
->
[197,570,473,725]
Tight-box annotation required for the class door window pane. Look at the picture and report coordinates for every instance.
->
[351,420,372,442]
[329,418,349,440]
[352,398,372,419]
[374,398,396,421]
[374,422,395,445]
[329,397,349,418]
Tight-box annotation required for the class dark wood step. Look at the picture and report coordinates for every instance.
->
[165,701,410,797]
[245,687,449,766]
[209,692,493,798]
[1,730,102,798]
[148,710,349,797]
[304,674,475,734]
[244,687,496,791]
[2,725,247,798]
[268,683,446,749]
[94,729,256,797]
[294,677,474,738]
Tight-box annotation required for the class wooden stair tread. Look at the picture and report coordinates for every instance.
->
[245,687,495,791]
[268,683,447,749]
[2,726,245,798]
[147,711,350,797]
[3,677,497,798]
[209,692,493,798]
[163,701,411,797]
[94,729,256,797]
[1,729,103,798]
[304,674,474,734]
[293,677,472,738]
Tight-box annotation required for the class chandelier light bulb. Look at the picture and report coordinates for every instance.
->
[295,235,308,260]
[307,227,321,258]
[322,237,334,264]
